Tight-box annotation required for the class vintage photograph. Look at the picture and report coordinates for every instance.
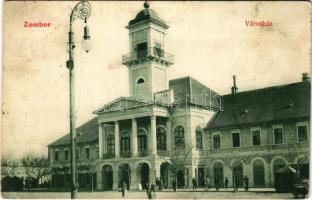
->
[1,1,311,199]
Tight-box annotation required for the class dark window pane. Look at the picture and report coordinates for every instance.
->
[232,132,240,147]
[252,130,261,146]
[274,128,283,144]
[298,125,308,142]
[174,126,185,149]
[196,130,203,149]
[54,151,59,161]
[64,150,69,161]
[213,134,220,149]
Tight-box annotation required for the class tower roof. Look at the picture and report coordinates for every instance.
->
[128,2,168,28]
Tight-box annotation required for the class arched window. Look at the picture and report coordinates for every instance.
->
[121,131,130,157]
[136,78,145,84]
[157,127,166,151]
[107,135,115,156]
[196,127,203,149]
[138,129,147,153]
[174,126,185,149]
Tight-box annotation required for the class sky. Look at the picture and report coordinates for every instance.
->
[2,1,310,159]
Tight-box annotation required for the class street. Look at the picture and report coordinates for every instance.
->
[2,190,294,199]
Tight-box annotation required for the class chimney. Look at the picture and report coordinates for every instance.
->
[231,75,238,94]
[302,73,310,82]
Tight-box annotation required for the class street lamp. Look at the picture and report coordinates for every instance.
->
[66,1,91,198]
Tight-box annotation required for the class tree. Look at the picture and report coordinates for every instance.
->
[286,143,309,183]
[21,154,50,187]
[159,146,194,189]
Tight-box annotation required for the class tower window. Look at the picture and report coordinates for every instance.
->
[136,78,145,84]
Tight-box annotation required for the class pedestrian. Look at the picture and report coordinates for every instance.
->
[121,182,126,198]
[214,177,219,191]
[192,177,197,189]
[151,182,156,196]
[234,175,239,192]
[205,175,210,191]
[243,176,249,191]
[156,178,160,190]
[172,180,176,192]
[146,182,150,195]
[224,177,229,190]
[159,178,163,190]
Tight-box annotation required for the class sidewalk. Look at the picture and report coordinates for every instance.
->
[160,188,276,192]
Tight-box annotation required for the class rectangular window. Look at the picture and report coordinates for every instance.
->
[96,145,99,158]
[54,150,59,161]
[64,149,69,161]
[212,133,221,149]
[76,149,80,160]
[273,126,283,144]
[85,147,90,159]
[298,125,308,142]
[252,129,261,146]
[232,132,240,147]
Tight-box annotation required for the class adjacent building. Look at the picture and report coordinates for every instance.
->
[48,3,310,190]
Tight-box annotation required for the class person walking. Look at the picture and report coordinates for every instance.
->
[121,182,127,198]
[205,176,210,191]
[233,175,239,192]
[151,182,156,197]
[192,177,197,190]
[224,177,229,190]
[214,177,219,191]
[243,176,249,191]
[172,180,176,192]
[146,182,150,195]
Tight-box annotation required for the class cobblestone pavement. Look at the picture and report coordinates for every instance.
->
[2,190,294,199]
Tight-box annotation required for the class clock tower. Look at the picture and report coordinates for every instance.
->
[122,2,174,100]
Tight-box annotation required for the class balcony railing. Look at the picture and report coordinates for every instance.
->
[103,153,115,159]
[122,47,174,65]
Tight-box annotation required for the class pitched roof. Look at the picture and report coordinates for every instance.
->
[206,81,311,129]
[169,76,221,110]
[48,118,98,147]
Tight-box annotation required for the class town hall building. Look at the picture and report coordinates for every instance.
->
[48,2,310,191]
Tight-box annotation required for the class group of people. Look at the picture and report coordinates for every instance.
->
[193,175,249,192]
[121,175,250,197]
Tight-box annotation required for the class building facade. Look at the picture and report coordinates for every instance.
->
[48,3,310,190]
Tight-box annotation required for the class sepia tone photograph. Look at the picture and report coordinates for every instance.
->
[1,1,311,199]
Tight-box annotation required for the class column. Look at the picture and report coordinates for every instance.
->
[113,168,119,190]
[96,168,103,190]
[98,123,103,159]
[166,118,172,155]
[114,121,120,158]
[150,115,157,155]
[132,118,138,157]
[103,125,107,155]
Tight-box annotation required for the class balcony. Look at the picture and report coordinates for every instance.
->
[103,153,115,159]
[122,47,174,65]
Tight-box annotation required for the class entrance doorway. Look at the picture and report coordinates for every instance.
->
[160,162,170,189]
[232,162,243,187]
[177,170,184,188]
[102,165,113,191]
[118,164,130,190]
[139,163,149,190]
[198,168,205,187]
[253,160,265,187]
[213,162,224,187]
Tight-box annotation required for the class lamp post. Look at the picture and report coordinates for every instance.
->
[66,1,91,198]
